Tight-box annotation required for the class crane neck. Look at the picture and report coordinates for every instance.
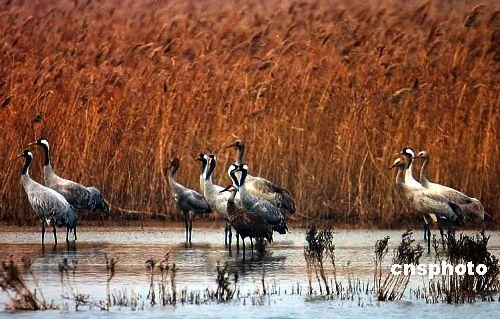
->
[236,144,245,165]
[395,166,405,191]
[419,157,431,187]
[21,156,32,176]
[199,158,208,177]
[227,190,237,213]
[167,163,179,186]
[404,158,417,184]
[40,143,51,166]
[206,157,216,181]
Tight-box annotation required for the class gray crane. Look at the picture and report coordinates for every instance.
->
[19,150,77,246]
[167,157,212,245]
[226,140,295,214]
[220,183,273,260]
[231,163,288,235]
[29,138,109,218]
[389,157,465,253]
[400,147,441,243]
[202,154,233,248]
[416,151,485,222]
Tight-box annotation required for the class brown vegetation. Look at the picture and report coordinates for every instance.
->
[0,0,498,227]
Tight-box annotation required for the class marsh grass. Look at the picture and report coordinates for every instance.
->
[0,0,498,228]
[215,261,239,302]
[378,231,423,301]
[373,236,390,291]
[0,257,56,310]
[304,225,339,295]
[423,231,500,303]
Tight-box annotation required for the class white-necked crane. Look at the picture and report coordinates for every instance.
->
[19,150,77,246]
[29,138,109,219]
[202,154,233,248]
[220,183,273,260]
[389,157,465,253]
[400,147,441,244]
[230,163,288,235]
[415,151,486,223]
[167,157,212,245]
[226,140,295,214]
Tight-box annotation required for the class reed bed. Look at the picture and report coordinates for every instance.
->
[0,0,498,227]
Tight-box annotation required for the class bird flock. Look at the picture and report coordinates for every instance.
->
[166,140,294,259]
[19,139,488,257]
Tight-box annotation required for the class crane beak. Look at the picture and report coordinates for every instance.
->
[225,143,236,150]
[17,153,24,158]
[28,141,36,146]
[387,163,397,170]
[219,185,233,194]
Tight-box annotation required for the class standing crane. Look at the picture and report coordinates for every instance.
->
[19,150,77,246]
[167,157,212,245]
[416,151,485,223]
[202,154,233,248]
[226,140,295,214]
[220,170,273,260]
[230,163,288,235]
[29,138,109,218]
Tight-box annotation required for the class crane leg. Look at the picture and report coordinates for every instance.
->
[41,220,45,247]
[427,229,431,254]
[66,227,69,243]
[250,238,254,259]
[423,215,428,241]
[52,223,57,246]
[228,224,232,250]
[439,223,445,250]
[242,238,245,260]
[74,226,77,241]
[184,213,189,244]
[447,221,454,239]
[188,211,194,246]
[236,233,240,253]
[224,224,228,247]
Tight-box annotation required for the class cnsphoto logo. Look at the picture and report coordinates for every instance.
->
[390,261,488,279]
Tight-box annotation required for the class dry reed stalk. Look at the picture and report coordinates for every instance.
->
[0,0,497,227]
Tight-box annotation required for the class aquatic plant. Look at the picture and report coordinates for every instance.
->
[303,225,336,295]
[373,236,390,291]
[103,254,118,310]
[378,231,423,301]
[145,258,157,304]
[215,261,239,302]
[435,231,499,303]
[0,258,56,310]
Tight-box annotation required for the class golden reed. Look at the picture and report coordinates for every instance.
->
[0,0,498,227]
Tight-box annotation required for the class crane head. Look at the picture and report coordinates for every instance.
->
[18,150,33,159]
[28,138,50,149]
[225,140,243,149]
[219,184,237,194]
[416,151,429,159]
[388,158,405,170]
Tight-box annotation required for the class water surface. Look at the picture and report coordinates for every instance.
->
[0,227,498,318]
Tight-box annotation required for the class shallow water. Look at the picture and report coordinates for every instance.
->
[0,227,498,318]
